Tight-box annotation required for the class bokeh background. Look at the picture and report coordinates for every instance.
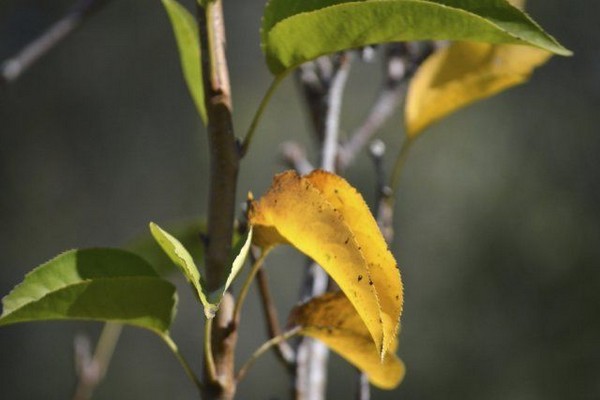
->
[1,0,598,399]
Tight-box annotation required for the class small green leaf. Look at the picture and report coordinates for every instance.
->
[0,249,177,336]
[261,0,571,75]
[127,218,205,276]
[209,227,253,303]
[149,222,252,318]
[162,0,207,123]
[149,222,216,318]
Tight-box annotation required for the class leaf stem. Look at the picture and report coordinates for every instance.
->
[204,317,218,381]
[240,74,287,157]
[235,327,301,383]
[233,248,271,321]
[161,334,204,395]
[389,137,415,195]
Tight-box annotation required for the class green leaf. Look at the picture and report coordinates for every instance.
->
[0,249,177,336]
[127,218,205,276]
[149,222,250,318]
[209,227,253,303]
[162,0,207,123]
[149,222,216,318]
[261,0,571,75]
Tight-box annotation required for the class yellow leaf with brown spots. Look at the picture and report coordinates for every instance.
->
[249,170,402,357]
[290,291,405,389]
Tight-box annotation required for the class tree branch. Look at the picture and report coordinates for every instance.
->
[1,0,112,86]
[339,42,434,169]
[197,1,239,398]
[72,322,122,400]
[254,253,296,371]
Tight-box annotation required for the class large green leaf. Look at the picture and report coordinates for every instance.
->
[162,0,207,123]
[0,249,177,336]
[261,0,571,75]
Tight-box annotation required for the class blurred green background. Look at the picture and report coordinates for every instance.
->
[1,0,599,399]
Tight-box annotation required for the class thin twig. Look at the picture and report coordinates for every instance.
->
[321,53,353,172]
[235,328,301,383]
[355,371,371,400]
[280,142,314,175]
[1,0,112,85]
[72,322,122,400]
[339,43,434,169]
[254,253,296,370]
[369,140,394,244]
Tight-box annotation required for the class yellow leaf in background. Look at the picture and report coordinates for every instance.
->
[405,41,552,137]
[249,170,402,357]
[290,291,405,389]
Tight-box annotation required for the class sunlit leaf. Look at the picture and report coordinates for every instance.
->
[209,227,253,303]
[162,0,207,123]
[290,291,405,389]
[149,222,250,318]
[405,41,551,137]
[261,0,571,75]
[127,218,205,276]
[249,170,402,356]
[0,249,177,336]
[150,222,216,318]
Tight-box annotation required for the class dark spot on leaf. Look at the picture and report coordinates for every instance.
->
[357,275,363,282]
[344,237,349,244]
[395,295,399,300]
[368,279,373,285]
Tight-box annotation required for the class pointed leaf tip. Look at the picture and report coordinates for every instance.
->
[261,0,570,75]
[162,0,207,123]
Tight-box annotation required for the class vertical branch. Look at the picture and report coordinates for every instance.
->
[197,1,239,398]
[321,53,352,172]
[294,52,353,400]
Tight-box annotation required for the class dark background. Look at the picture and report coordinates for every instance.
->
[1,0,598,399]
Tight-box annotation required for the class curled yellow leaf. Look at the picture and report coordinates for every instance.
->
[249,170,402,357]
[289,291,405,389]
[405,41,552,137]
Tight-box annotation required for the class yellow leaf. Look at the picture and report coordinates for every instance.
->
[405,41,552,137]
[249,170,402,357]
[290,291,405,389]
